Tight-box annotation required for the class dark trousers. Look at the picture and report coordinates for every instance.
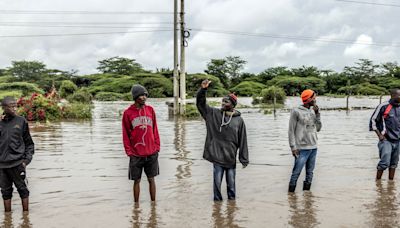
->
[213,163,236,201]
[0,164,29,200]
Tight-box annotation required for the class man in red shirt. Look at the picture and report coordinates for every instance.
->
[122,85,160,202]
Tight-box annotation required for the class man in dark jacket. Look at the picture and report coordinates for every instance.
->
[196,79,249,201]
[0,96,34,211]
[370,89,400,180]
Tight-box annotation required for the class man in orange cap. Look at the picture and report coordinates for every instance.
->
[288,89,322,192]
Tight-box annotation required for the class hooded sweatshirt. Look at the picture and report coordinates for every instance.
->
[196,88,249,168]
[122,104,160,157]
[0,114,34,168]
[288,105,322,151]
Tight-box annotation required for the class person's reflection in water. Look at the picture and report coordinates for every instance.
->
[212,201,239,228]
[2,212,13,227]
[370,181,399,227]
[174,117,193,180]
[288,192,319,228]
[131,202,158,228]
[131,203,142,228]
[146,202,158,228]
[19,211,32,228]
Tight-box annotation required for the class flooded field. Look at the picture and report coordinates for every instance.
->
[1,96,397,227]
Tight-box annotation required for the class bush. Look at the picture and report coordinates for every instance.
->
[137,76,173,97]
[0,91,23,100]
[0,76,16,84]
[0,82,43,96]
[260,86,286,104]
[187,74,228,97]
[184,103,200,118]
[95,92,124,101]
[59,80,78,98]
[62,102,92,119]
[267,76,326,95]
[17,93,62,121]
[231,81,266,96]
[67,88,92,103]
[338,83,387,95]
[89,76,137,94]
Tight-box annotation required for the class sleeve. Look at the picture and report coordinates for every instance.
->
[288,109,298,151]
[196,88,213,120]
[22,120,34,165]
[370,104,384,132]
[315,113,322,132]
[238,120,249,166]
[122,111,134,156]
[152,108,160,152]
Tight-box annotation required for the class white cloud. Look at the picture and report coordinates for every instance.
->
[344,34,373,58]
[0,0,398,74]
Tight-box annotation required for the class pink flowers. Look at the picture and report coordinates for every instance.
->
[17,93,61,121]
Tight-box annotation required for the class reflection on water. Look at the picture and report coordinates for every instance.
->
[173,117,193,180]
[131,203,158,228]
[212,201,239,228]
[368,181,400,227]
[2,98,397,227]
[288,193,319,228]
[1,212,31,228]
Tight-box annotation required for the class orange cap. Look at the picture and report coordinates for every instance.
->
[301,89,316,104]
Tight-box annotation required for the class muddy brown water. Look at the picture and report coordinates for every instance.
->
[1,96,398,227]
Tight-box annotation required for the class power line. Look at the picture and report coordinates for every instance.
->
[335,0,400,7]
[0,10,173,15]
[0,29,172,38]
[0,24,172,29]
[190,28,400,47]
[0,21,173,25]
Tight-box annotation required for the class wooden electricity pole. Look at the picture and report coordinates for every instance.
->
[173,0,179,115]
[179,0,186,115]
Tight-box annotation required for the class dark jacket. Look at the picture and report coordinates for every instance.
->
[0,115,35,168]
[370,99,400,142]
[196,88,249,168]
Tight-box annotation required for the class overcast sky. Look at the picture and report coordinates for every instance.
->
[0,0,399,74]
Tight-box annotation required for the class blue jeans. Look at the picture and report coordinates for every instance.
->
[377,140,400,170]
[289,149,317,186]
[213,164,236,201]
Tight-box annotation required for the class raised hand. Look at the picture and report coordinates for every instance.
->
[201,79,212,89]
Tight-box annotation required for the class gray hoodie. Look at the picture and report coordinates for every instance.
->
[288,105,322,151]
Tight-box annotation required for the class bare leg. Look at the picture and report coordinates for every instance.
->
[21,198,29,211]
[148,177,156,201]
[134,179,141,203]
[3,199,11,212]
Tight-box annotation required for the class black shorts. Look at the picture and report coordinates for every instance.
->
[129,153,159,180]
[0,163,29,200]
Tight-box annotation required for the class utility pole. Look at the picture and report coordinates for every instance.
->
[173,0,179,114]
[179,0,186,115]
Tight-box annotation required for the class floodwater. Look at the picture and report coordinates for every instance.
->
[0,96,398,227]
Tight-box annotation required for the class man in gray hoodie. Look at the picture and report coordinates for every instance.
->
[196,79,249,201]
[288,89,322,192]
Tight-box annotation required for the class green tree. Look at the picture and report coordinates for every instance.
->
[8,60,47,81]
[225,56,247,79]
[380,62,400,78]
[291,66,321,78]
[97,56,143,75]
[258,67,292,83]
[343,59,379,84]
[205,56,247,87]
[205,59,229,87]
